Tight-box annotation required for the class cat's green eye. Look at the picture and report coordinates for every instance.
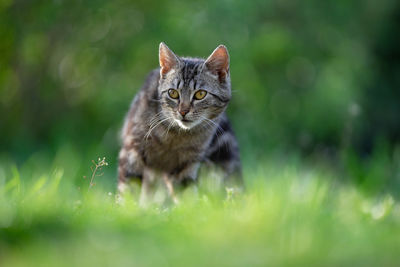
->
[168,89,179,99]
[194,90,207,100]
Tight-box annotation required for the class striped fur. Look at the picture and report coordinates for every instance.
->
[118,43,242,204]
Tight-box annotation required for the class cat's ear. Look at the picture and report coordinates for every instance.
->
[159,42,180,76]
[204,45,230,82]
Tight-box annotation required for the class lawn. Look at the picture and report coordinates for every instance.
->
[1,154,399,266]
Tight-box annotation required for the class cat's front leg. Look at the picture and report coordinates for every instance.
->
[139,168,157,207]
[118,147,143,195]
[161,163,200,204]
[162,173,179,204]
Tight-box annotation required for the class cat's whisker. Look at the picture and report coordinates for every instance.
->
[164,119,175,137]
[145,117,172,140]
[146,119,168,140]
[200,116,224,136]
[200,121,226,154]
[205,117,230,148]
[199,118,221,143]
[199,115,228,153]
[148,111,164,125]
[148,113,168,130]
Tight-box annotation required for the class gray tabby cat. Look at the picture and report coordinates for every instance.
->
[118,42,242,204]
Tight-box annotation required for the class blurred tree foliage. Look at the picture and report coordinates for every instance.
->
[0,0,399,162]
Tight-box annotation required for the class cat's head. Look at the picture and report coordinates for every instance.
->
[158,42,231,130]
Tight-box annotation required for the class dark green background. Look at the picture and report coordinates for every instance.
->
[1,0,399,191]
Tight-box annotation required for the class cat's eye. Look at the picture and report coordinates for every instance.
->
[194,90,207,100]
[168,89,179,99]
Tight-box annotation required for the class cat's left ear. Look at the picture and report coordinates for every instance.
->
[159,42,180,76]
[204,45,230,82]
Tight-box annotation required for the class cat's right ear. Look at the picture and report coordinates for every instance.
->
[159,42,180,76]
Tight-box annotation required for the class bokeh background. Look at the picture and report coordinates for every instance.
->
[1,0,399,193]
[1,1,400,265]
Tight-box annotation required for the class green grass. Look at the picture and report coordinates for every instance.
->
[1,157,400,266]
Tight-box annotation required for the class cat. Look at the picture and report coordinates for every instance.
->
[118,42,242,205]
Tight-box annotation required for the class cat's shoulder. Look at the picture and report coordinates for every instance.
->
[141,68,160,91]
[135,68,160,103]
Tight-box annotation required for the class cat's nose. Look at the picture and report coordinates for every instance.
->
[178,105,190,117]
[179,109,189,117]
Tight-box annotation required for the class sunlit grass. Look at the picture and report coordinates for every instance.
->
[0,157,399,266]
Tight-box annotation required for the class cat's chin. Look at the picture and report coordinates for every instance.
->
[175,119,198,130]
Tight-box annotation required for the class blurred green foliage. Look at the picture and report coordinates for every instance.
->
[0,0,399,185]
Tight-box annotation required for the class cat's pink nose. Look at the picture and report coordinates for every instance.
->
[179,109,189,117]
[178,104,190,118]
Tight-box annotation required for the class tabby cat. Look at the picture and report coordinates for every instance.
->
[118,42,242,204]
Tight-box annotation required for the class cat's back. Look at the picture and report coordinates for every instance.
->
[124,69,160,125]
[138,68,161,102]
